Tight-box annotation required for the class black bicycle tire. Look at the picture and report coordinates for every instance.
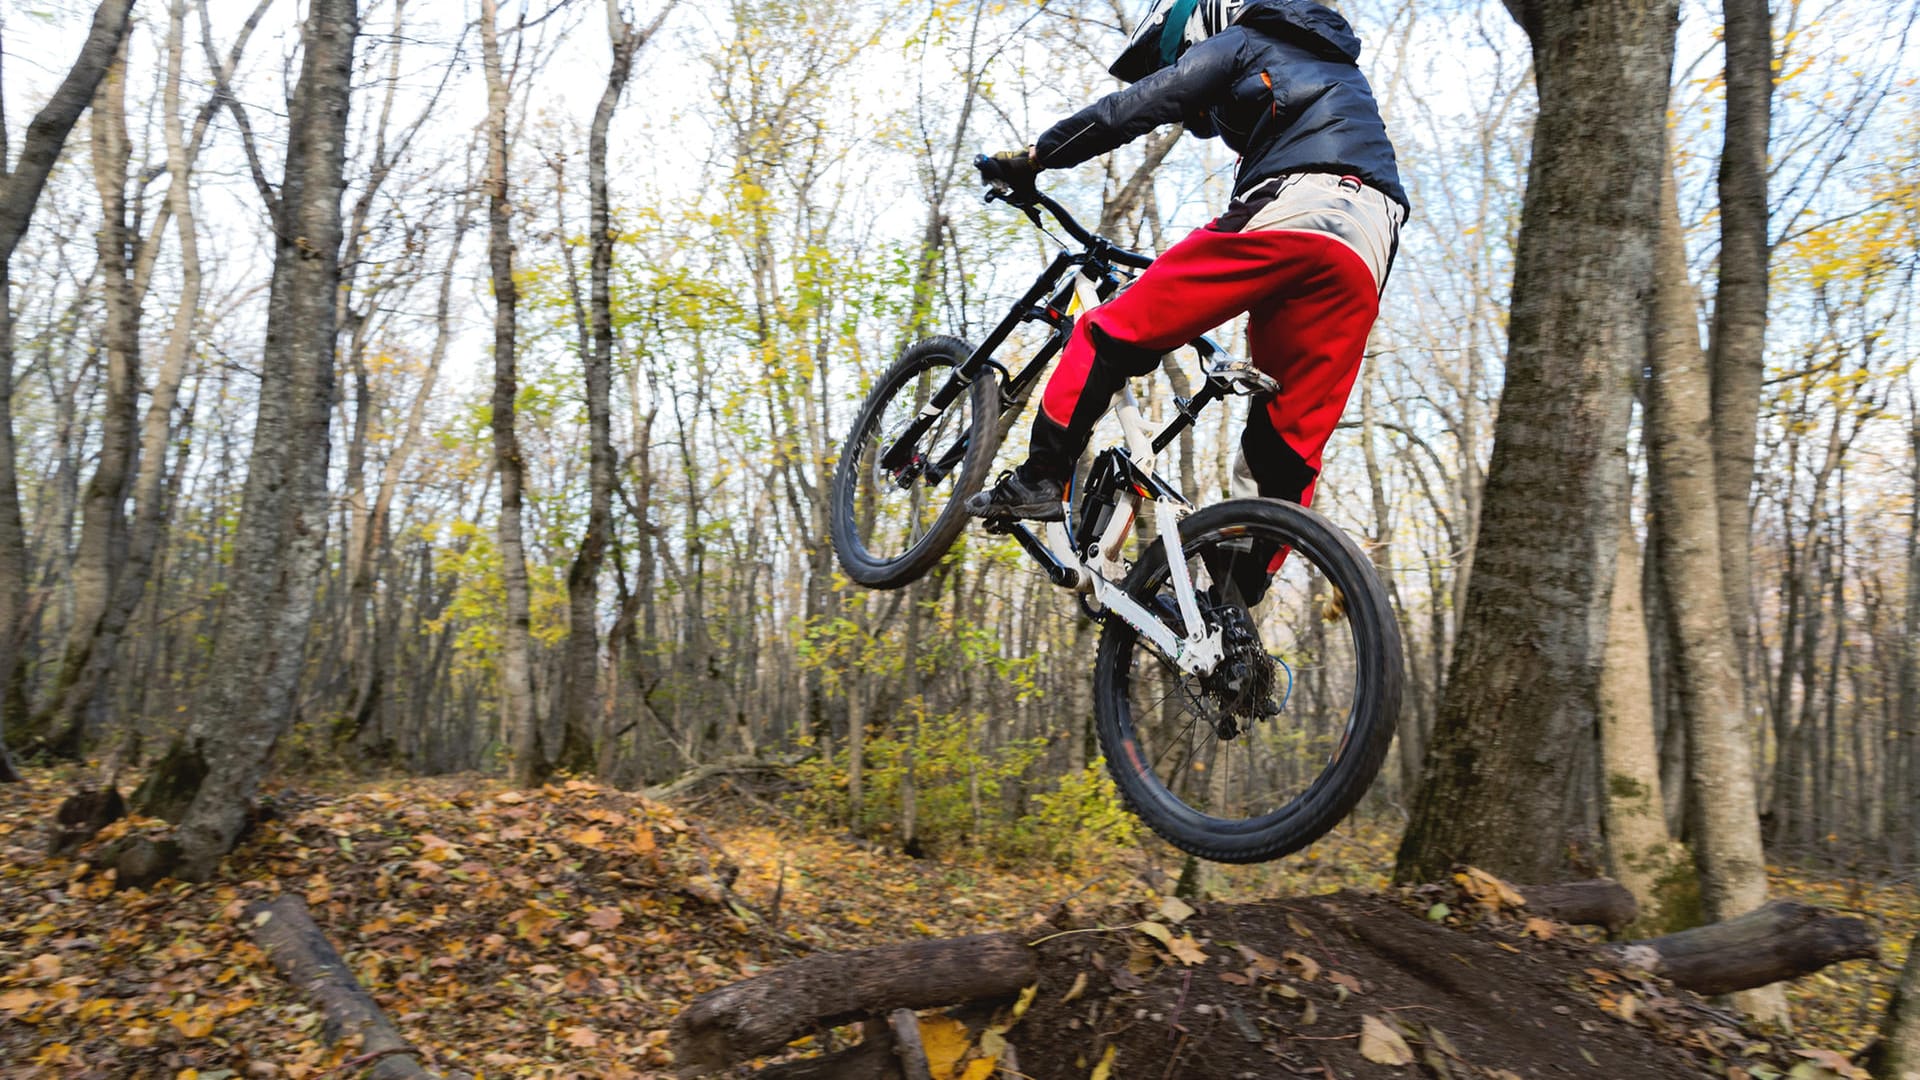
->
[830,337,1003,590]
[1093,497,1402,864]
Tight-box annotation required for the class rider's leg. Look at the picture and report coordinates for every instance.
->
[1218,235,1383,605]
[968,224,1349,520]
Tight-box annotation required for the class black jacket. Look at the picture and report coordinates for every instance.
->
[1033,0,1408,212]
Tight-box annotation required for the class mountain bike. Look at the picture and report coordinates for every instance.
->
[827,167,1401,864]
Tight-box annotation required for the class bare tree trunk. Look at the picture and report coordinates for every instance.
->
[1359,364,1421,799]
[26,0,272,766]
[1599,503,1682,928]
[1871,932,1920,1080]
[479,0,543,787]
[1708,0,1773,702]
[1646,159,1783,1021]
[1902,412,1920,867]
[559,2,664,775]
[1396,0,1677,884]
[131,0,360,883]
[0,0,136,776]
[32,41,141,759]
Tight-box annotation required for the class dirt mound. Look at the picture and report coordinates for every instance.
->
[1013,892,1754,1079]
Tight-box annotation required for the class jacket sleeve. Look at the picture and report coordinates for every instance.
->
[1034,31,1242,170]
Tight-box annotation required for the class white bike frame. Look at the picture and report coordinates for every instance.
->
[1024,271,1276,678]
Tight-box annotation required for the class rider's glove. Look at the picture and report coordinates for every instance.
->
[977,147,1040,202]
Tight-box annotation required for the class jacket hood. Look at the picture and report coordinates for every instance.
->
[1237,0,1362,63]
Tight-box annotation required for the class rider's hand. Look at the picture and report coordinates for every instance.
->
[977,147,1040,202]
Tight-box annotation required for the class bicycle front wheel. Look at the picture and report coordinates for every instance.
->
[1093,498,1402,863]
[830,337,1002,590]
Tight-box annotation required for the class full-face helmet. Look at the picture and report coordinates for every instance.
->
[1109,0,1245,83]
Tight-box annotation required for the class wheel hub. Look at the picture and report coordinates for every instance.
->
[1199,601,1278,729]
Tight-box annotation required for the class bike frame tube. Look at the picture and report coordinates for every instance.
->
[878,250,1079,473]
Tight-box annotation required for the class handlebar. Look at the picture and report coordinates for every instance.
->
[977,158,1152,270]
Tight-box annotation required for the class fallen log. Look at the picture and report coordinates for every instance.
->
[1517,878,1638,930]
[670,932,1035,1076]
[244,895,437,1080]
[1611,899,1878,996]
[1868,931,1919,1080]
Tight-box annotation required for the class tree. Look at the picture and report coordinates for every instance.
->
[557,0,677,777]
[1708,0,1774,694]
[26,0,275,761]
[130,0,360,881]
[480,0,543,788]
[1396,0,1679,884]
[1647,156,1784,1019]
[0,0,136,779]
[1597,497,1682,929]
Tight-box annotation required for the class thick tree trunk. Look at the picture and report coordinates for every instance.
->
[132,0,359,884]
[246,896,437,1079]
[0,0,136,777]
[480,0,544,788]
[1708,0,1773,700]
[1647,158,1782,1020]
[671,932,1036,1075]
[1395,0,1678,884]
[1871,932,1920,1080]
[1598,505,1684,928]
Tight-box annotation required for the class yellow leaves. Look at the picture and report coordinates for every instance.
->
[919,1014,975,1076]
[0,987,42,1014]
[1455,866,1527,911]
[1522,917,1558,940]
[1156,895,1195,924]
[1088,1043,1117,1080]
[568,826,607,848]
[1283,950,1320,982]
[631,825,657,856]
[1165,933,1207,967]
[167,1004,218,1038]
[1360,1014,1415,1066]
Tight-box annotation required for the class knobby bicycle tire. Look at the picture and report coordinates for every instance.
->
[830,337,1002,590]
[1093,498,1402,863]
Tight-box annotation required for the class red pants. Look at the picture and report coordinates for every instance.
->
[1034,220,1382,506]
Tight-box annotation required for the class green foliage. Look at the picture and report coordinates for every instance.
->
[1011,760,1140,868]
[792,708,1134,868]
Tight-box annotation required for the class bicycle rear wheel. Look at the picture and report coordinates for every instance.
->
[1093,498,1401,863]
[830,337,1001,590]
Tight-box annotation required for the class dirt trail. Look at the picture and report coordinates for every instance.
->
[1014,893,1770,1079]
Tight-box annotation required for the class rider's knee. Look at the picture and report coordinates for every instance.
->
[1088,320,1165,377]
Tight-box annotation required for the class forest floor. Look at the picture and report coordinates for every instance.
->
[0,766,1912,1079]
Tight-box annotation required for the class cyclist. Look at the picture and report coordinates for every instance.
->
[964,0,1408,541]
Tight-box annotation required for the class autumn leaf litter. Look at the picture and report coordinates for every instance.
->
[2,768,1910,1079]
